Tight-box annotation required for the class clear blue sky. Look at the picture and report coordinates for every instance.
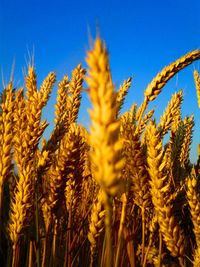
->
[1,0,200,162]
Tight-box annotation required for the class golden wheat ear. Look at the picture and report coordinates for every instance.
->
[116,77,132,117]
[194,69,200,108]
[0,82,14,218]
[86,37,124,197]
[88,190,105,266]
[67,64,86,123]
[158,90,183,137]
[180,115,194,167]
[146,121,185,264]
[186,167,200,247]
[136,50,200,129]
[86,37,125,267]
[145,50,200,102]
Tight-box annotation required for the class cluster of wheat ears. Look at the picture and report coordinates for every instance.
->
[1,37,200,267]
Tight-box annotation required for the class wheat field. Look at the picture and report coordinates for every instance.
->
[1,37,200,267]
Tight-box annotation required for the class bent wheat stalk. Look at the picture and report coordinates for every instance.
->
[137,49,200,127]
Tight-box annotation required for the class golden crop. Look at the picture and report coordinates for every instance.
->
[1,37,200,267]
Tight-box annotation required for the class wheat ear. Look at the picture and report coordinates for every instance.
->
[39,75,70,172]
[65,124,86,217]
[194,70,200,108]
[137,50,200,128]
[88,190,105,266]
[86,37,125,196]
[158,90,183,136]
[147,121,185,262]
[180,115,194,167]
[144,50,200,101]
[0,82,14,217]
[86,37,125,267]
[123,123,151,210]
[186,168,200,247]
[54,75,69,125]
[68,64,86,123]
[39,71,56,109]
[116,77,132,116]
[137,109,154,135]
[8,161,34,247]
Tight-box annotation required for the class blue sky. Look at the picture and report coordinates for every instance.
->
[1,0,200,162]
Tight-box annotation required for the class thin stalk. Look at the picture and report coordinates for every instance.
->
[143,234,153,267]
[35,182,40,267]
[41,236,47,267]
[45,232,52,267]
[123,227,136,267]
[28,240,33,267]
[63,231,69,267]
[67,208,72,267]
[158,231,162,267]
[64,205,72,267]
[141,207,145,265]
[114,193,127,267]
[52,220,58,267]
[0,184,3,222]
[12,244,20,267]
[6,245,12,267]
[69,202,94,253]
[100,234,106,267]
[103,192,113,267]
[178,257,185,267]
[71,236,88,267]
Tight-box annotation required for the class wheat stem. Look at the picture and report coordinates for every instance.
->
[115,193,127,267]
